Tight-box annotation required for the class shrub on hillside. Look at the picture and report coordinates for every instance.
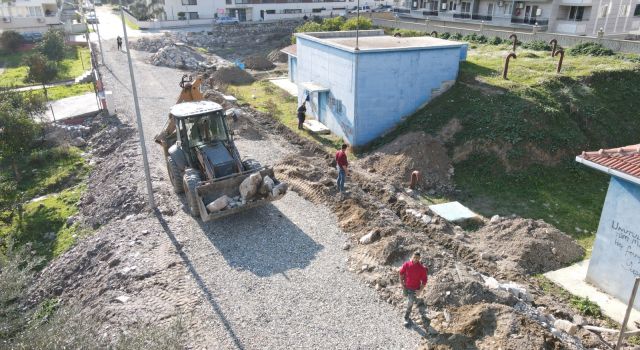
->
[391,29,426,37]
[439,32,451,39]
[521,40,551,51]
[568,42,614,56]
[322,16,345,31]
[0,30,22,53]
[340,17,372,30]
[487,36,502,45]
[450,32,463,40]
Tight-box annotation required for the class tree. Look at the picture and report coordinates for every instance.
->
[0,31,22,53]
[292,21,325,43]
[36,30,66,62]
[340,17,373,30]
[24,53,58,100]
[0,93,43,183]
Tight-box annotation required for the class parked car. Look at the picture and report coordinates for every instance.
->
[86,13,99,24]
[215,16,239,24]
[21,32,43,43]
[373,5,392,12]
[93,0,102,6]
[349,5,372,13]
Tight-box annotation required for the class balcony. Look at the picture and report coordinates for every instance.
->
[554,19,588,34]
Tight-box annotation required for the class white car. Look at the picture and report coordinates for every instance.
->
[215,16,239,24]
[86,13,99,24]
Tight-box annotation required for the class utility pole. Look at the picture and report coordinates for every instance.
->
[92,8,105,65]
[119,0,156,209]
[355,0,360,50]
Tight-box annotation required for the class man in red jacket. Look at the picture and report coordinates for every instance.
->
[399,251,428,327]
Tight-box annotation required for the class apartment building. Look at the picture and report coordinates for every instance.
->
[395,0,640,36]
[158,0,362,22]
[0,0,62,33]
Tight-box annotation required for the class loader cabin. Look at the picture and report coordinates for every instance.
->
[170,101,240,178]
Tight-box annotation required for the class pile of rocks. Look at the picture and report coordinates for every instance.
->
[267,48,288,63]
[130,36,176,53]
[149,44,212,70]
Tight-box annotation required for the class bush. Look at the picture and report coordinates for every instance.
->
[462,33,478,42]
[568,42,614,56]
[340,17,372,30]
[292,21,325,43]
[36,30,66,61]
[521,40,551,51]
[0,30,22,53]
[450,32,463,40]
[322,16,345,31]
[487,36,502,45]
[24,53,58,85]
[439,32,451,39]
[476,34,487,43]
[391,29,426,37]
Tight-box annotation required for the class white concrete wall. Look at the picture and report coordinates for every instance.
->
[587,176,640,309]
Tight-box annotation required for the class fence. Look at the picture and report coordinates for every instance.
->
[374,17,640,54]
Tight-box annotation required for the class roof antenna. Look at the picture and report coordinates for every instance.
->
[355,0,360,51]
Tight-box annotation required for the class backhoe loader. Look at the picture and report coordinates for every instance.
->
[155,75,287,221]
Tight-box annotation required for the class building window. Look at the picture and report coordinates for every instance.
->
[226,0,231,4]
[266,9,275,13]
[600,4,608,18]
[28,6,43,16]
[503,3,512,15]
[312,8,323,12]
[568,6,584,21]
[634,4,640,16]
[188,11,199,19]
[283,9,302,13]
[460,1,470,13]
[182,0,197,5]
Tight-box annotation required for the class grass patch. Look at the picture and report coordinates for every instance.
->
[535,275,602,318]
[125,17,140,30]
[454,155,607,253]
[0,46,91,87]
[0,146,90,263]
[31,82,95,100]
[227,80,344,151]
[367,43,640,252]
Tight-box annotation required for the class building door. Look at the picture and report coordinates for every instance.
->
[260,10,264,19]
[318,92,327,123]
[487,3,494,16]
[237,9,246,21]
[524,5,531,23]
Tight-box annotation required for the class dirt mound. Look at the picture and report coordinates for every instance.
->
[244,55,275,71]
[426,303,566,350]
[267,49,288,63]
[357,131,454,192]
[471,218,585,275]
[210,66,255,85]
[423,268,517,308]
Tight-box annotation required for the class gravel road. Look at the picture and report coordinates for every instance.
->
[97,36,421,349]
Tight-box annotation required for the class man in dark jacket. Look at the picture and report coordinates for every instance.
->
[297,104,306,130]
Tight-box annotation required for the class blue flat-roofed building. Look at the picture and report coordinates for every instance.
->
[284,29,467,148]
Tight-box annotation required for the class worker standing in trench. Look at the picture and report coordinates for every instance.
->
[399,251,428,327]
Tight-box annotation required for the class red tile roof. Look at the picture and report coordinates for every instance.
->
[577,144,640,179]
[280,44,297,57]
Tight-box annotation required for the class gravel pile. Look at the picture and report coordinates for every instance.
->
[149,44,208,70]
[267,48,288,63]
[244,55,275,70]
[130,36,175,53]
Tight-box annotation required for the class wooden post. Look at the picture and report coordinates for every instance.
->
[615,277,640,350]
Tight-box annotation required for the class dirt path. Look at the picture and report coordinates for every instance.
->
[37,39,422,349]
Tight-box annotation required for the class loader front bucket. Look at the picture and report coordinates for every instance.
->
[195,167,286,222]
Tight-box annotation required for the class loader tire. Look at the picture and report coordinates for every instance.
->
[166,155,183,194]
[183,168,201,217]
[242,159,262,172]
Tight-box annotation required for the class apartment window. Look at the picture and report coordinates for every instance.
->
[28,6,43,16]
[266,9,275,13]
[182,0,197,5]
[188,11,199,18]
[599,4,608,17]
[460,1,470,13]
[283,9,302,13]
[634,4,640,16]
[503,3,512,15]
[226,0,231,3]
[568,6,584,20]
[312,8,323,12]
[487,3,494,15]
[448,1,456,10]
